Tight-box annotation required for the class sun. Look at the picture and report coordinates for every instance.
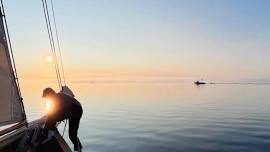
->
[45,99,54,114]
[46,55,54,64]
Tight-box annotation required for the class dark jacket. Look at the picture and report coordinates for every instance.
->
[45,93,83,150]
[50,93,82,120]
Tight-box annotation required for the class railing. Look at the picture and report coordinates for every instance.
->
[0,121,27,137]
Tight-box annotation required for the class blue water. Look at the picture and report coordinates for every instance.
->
[22,81,270,152]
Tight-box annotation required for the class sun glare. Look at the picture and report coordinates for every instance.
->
[46,55,54,64]
[45,99,53,113]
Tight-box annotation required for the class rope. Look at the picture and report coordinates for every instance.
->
[41,0,62,89]
[50,0,66,86]
[62,119,67,136]
[42,0,62,89]
[42,0,68,137]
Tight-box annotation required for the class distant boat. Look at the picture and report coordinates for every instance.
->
[194,80,206,85]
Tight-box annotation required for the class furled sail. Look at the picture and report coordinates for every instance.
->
[0,8,25,126]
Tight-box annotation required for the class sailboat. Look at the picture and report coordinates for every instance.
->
[194,79,206,85]
[0,1,72,152]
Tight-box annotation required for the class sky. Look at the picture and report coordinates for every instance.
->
[3,0,270,82]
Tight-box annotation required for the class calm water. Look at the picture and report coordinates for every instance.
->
[21,80,270,152]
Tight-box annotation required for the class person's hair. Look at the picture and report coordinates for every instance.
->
[42,87,56,97]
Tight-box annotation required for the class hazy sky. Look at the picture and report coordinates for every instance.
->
[3,0,270,81]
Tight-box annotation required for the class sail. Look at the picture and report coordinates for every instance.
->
[0,9,25,126]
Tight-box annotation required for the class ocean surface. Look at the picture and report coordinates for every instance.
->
[21,80,270,152]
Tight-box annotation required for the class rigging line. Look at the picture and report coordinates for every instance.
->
[50,0,66,85]
[0,0,22,97]
[42,0,62,89]
[44,0,65,89]
[42,0,61,89]
[62,119,67,136]
[43,0,62,86]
